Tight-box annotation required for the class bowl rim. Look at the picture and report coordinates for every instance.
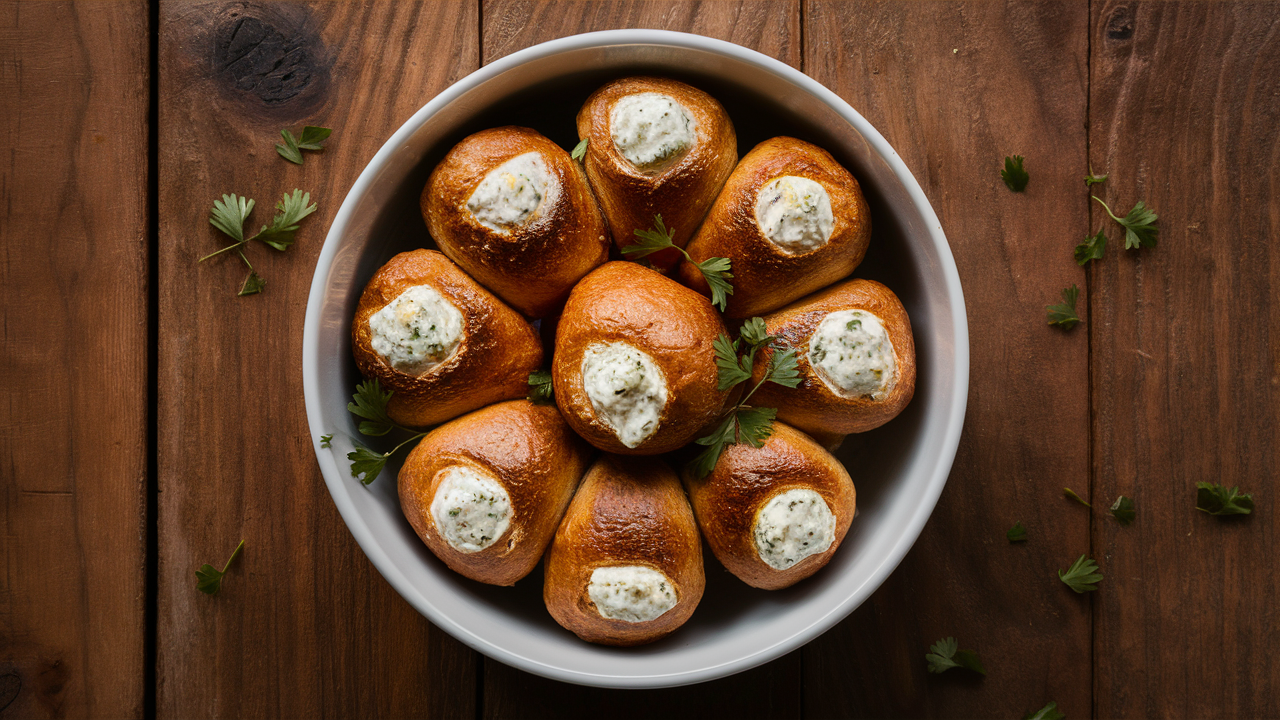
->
[302,28,969,688]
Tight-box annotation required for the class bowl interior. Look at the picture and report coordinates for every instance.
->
[304,34,965,688]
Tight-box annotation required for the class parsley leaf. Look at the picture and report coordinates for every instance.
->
[1047,285,1081,329]
[1110,495,1135,525]
[254,190,318,251]
[1024,701,1066,720]
[739,317,771,347]
[766,347,801,388]
[1063,487,1092,508]
[196,539,245,595]
[714,333,751,390]
[1195,482,1254,516]
[1007,521,1028,543]
[238,269,265,296]
[348,378,396,436]
[734,406,779,448]
[1002,155,1029,192]
[571,138,588,161]
[1058,554,1103,593]
[209,193,254,242]
[1093,196,1158,249]
[348,445,389,485]
[624,215,734,311]
[527,370,554,404]
[319,434,333,449]
[1074,230,1107,265]
[925,637,986,676]
[1085,168,1108,186]
[276,125,332,165]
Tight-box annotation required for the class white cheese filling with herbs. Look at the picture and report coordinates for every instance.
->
[753,488,836,570]
[609,92,697,172]
[580,342,668,448]
[368,284,464,376]
[808,309,897,400]
[754,176,835,255]
[587,565,677,623]
[465,151,557,232]
[429,465,512,553]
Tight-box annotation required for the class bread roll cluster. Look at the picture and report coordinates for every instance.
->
[348,76,916,646]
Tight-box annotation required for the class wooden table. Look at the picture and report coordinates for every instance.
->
[3,1,1277,717]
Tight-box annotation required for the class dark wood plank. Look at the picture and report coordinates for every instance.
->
[477,1,802,714]
[0,2,150,718]
[155,2,480,717]
[803,3,1093,717]
[1088,3,1280,717]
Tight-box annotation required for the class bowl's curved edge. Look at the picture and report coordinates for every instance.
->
[302,28,969,689]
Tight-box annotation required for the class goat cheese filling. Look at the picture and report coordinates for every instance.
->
[368,284,464,376]
[808,309,897,400]
[580,342,668,448]
[609,92,697,172]
[429,465,512,553]
[466,151,557,232]
[587,565,677,623]
[754,488,836,570]
[755,176,835,254]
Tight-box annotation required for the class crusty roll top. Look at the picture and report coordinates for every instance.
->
[679,136,872,318]
[422,126,610,318]
[749,278,916,436]
[351,249,543,427]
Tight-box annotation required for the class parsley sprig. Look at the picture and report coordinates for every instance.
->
[687,318,800,478]
[527,370,554,404]
[1058,554,1103,593]
[570,138,588,162]
[1002,155,1029,192]
[1074,230,1107,265]
[623,215,734,311]
[346,378,429,485]
[1085,167,1108,186]
[195,539,245,595]
[202,190,317,295]
[1063,487,1091,508]
[1046,285,1081,329]
[925,637,986,676]
[276,125,332,165]
[1093,196,1158,249]
[1110,495,1135,525]
[1007,521,1028,543]
[1195,482,1254,516]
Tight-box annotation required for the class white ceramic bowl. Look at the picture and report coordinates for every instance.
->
[303,30,967,688]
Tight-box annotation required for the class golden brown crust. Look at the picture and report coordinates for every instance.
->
[677,137,871,318]
[749,278,916,435]
[544,455,704,646]
[576,77,737,270]
[682,422,856,590]
[398,400,593,586]
[552,261,728,454]
[421,126,610,318]
[351,249,543,427]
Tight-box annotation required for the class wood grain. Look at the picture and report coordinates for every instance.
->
[156,2,479,717]
[803,3,1093,717]
[0,2,150,718]
[477,2,802,715]
[1089,3,1280,717]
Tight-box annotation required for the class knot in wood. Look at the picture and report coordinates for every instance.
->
[1106,6,1135,41]
[213,6,326,106]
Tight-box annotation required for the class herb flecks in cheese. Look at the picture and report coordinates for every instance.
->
[429,465,512,553]
[809,309,897,400]
[580,342,668,448]
[587,566,677,623]
[368,284,464,376]
[466,151,558,232]
[754,488,836,570]
[755,176,835,255]
[609,93,697,173]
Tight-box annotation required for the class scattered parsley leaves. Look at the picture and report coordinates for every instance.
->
[1074,230,1107,265]
[320,434,333,449]
[1085,168,1108,186]
[1024,701,1066,720]
[202,189,318,296]
[1007,521,1028,543]
[570,138,588,162]
[1110,495,1135,525]
[1002,155,1029,192]
[1047,285,1081,329]
[344,379,429,485]
[1058,554,1103,593]
[1093,196,1158,249]
[196,539,245,596]
[925,637,986,676]
[528,370,555,404]
[276,125,332,165]
[624,215,734,310]
[1063,487,1092,508]
[1195,482,1254,516]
